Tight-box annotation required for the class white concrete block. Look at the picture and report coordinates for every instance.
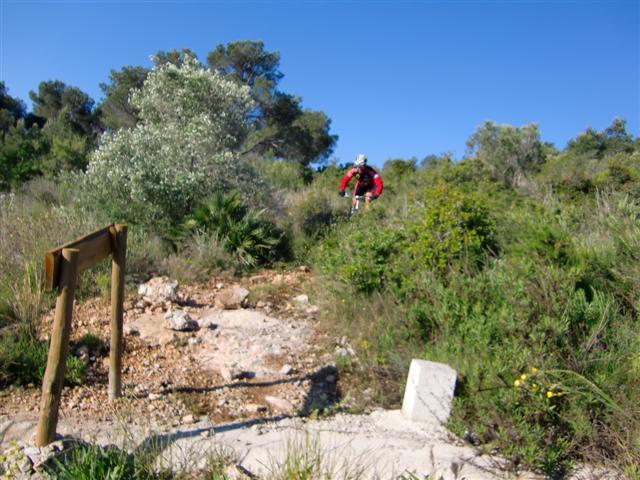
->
[402,359,457,423]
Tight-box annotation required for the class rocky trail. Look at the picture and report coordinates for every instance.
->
[0,270,608,479]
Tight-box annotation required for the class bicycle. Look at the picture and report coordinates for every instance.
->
[341,192,367,217]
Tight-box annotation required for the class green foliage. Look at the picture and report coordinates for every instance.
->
[0,121,48,190]
[0,179,97,319]
[98,65,149,131]
[40,108,92,176]
[309,128,639,473]
[181,192,282,267]
[466,120,545,188]
[0,328,86,387]
[565,118,636,159]
[407,182,496,272]
[254,158,309,191]
[317,215,406,293]
[43,443,153,480]
[160,230,237,282]
[209,40,337,166]
[0,81,26,136]
[82,55,255,231]
[286,185,346,240]
[29,80,97,138]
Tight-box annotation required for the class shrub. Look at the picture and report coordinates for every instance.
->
[180,191,283,268]
[407,182,496,273]
[43,443,148,480]
[254,157,310,191]
[160,230,237,283]
[316,213,406,294]
[82,55,256,231]
[0,328,86,387]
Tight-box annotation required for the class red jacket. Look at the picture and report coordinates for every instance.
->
[339,166,384,195]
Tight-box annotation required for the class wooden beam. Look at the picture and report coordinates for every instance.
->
[44,225,115,290]
[36,248,79,446]
[108,224,127,400]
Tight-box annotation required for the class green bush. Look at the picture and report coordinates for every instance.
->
[316,214,406,294]
[43,443,150,480]
[0,329,86,387]
[407,182,496,273]
[286,187,347,240]
[254,158,310,191]
[160,230,237,283]
[180,191,283,268]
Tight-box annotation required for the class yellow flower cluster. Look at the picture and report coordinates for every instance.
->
[512,367,562,400]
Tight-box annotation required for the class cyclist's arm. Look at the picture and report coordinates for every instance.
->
[372,174,383,196]
[339,168,357,192]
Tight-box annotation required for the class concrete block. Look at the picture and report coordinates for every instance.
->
[402,359,457,423]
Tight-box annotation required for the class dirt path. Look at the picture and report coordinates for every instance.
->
[0,270,606,479]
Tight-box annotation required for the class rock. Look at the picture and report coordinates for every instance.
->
[245,404,267,414]
[264,396,294,412]
[164,310,199,332]
[220,365,243,382]
[124,325,140,336]
[293,294,310,305]
[216,286,250,309]
[305,305,320,315]
[181,414,196,424]
[200,319,218,330]
[402,359,457,423]
[138,277,179,304]
[249,274,268,284]
[280,364,294,375]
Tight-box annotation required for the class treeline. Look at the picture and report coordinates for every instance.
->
[0,41,336,191]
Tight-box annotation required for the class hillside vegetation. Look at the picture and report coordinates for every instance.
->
[1,43,639,478]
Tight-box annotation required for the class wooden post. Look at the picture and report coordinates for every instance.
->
[35,248,79,446]
[108,224,127,401]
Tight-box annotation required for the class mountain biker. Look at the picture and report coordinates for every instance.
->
[339,154,384,210]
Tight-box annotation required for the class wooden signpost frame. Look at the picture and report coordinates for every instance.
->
[36,224,128,446]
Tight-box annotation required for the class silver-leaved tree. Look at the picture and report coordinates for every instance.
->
[83,54,255,231]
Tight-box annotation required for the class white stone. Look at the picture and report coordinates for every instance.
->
[164,310,199,331]
[293,294,310,305]
[216,286,250,309]
[402,359,457,424]
[138,276,179,303]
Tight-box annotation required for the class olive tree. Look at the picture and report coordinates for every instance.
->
[466,121,545,189]
[83,55,255,230]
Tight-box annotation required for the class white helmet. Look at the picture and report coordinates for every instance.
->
[354,154,367,167]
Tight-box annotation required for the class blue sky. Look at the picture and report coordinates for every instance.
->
[1,0,638,167]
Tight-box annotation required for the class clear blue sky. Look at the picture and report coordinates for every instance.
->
[1,0,638,167]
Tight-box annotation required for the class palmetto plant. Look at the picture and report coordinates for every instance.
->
[183,191,281,267]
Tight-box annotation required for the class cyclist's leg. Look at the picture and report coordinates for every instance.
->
[362,186,375,209]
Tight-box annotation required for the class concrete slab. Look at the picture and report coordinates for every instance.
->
[402,359,457,423]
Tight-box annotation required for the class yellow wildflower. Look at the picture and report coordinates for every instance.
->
[520,373,527,381]
[514,379,521,387]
